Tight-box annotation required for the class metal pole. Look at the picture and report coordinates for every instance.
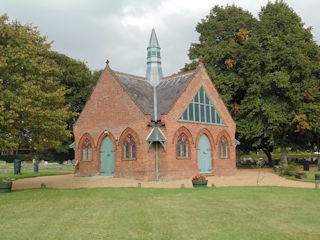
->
[156,142,159,181]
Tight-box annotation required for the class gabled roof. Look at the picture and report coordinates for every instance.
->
[113,71,154,116]
[110,67,198,121]
[157,70,196,115]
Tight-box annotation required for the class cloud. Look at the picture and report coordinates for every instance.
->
[0,0,319,77]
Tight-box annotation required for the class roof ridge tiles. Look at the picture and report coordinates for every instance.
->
[161,69,196,80]
[113,70,147,81]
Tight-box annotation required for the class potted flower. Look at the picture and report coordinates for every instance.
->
[192,174,208,188]
[0,177,13,193]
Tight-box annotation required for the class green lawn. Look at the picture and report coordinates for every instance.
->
[1,187,320,240]
[0,171,72,180]
[0,162,73,179]
[278,166,320,183]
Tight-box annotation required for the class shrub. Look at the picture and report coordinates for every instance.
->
[0,154,33,163]
[281,163,299,176]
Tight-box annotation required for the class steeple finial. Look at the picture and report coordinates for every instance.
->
[146,29,163,86]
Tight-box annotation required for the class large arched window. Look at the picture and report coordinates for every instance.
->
[177,134,189,159]
[219,136,228,158]
[123,135,136,160]
[82,139,92,161]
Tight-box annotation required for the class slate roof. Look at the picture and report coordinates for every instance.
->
[112,69,197,121]
[157,70,196,115]
[113,71,154,116]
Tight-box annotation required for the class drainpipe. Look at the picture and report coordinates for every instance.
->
[153,85,159,181]
[156,142,159,181]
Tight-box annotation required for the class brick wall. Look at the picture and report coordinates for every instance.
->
[73,64,236,180]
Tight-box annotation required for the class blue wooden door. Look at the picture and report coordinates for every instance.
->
[100,136,114,176]
[197,134,212,173]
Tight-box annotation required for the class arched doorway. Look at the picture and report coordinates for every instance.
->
[197,134,212,173]
[100,136,115,176]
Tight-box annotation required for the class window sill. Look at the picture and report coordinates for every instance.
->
[81,160,92,162]
[177,157,191,160]
[122,158,136,161]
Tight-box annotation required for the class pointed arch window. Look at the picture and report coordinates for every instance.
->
[179,87,224,125]
[82,139,92,161]
[219,136,228,158]
[177,134,189,159]
[123,135,136,160]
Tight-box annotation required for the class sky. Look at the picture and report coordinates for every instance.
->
[1,0,319,77]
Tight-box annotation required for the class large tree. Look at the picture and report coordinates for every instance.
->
[47,51,94,130]
[183,1,320,166]
[0,14,73,156]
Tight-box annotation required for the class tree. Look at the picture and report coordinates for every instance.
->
[182,1,320,166]
[0,14,73,157]
[92,69,104,87]
[47,51,94,131]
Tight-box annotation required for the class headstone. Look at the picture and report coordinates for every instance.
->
[63,161,68,165]
[0,160,6,165]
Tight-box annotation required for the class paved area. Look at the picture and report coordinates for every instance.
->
[12,169,316,190]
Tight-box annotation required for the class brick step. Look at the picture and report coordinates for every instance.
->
[203,172,215,177]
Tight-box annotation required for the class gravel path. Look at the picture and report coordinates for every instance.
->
[12,169,316,190]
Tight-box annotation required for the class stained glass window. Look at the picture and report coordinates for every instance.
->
[82,139,92,161]
[123,135,136,160]
[177,134,188,159]
[219,136,228,158]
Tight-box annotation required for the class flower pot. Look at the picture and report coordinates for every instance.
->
[0,182,12,193]
[192,180,208,188]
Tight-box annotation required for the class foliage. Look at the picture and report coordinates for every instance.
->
[0,14,74,155]
[38,149,74,162]
[46,51,94,127]
[281,163,299,175]
[1,187,320,239]
[0,154,33,163]
[182,1,320,166]
[0,177,12,183]
[92,69,104,87]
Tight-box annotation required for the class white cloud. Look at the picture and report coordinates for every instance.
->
[0,0,319,76]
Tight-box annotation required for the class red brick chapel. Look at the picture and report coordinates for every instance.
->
[73,29,237,180]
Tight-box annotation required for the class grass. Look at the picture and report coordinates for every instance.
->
[241,153,318,159]
[0,163,73,179]
[0,171,71,180]
[1,187,320,240]
[278,166,320,183]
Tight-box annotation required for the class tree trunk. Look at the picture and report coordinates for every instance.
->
[280,146,288,168]
[262,148,273,167]
[317,147,320,171]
